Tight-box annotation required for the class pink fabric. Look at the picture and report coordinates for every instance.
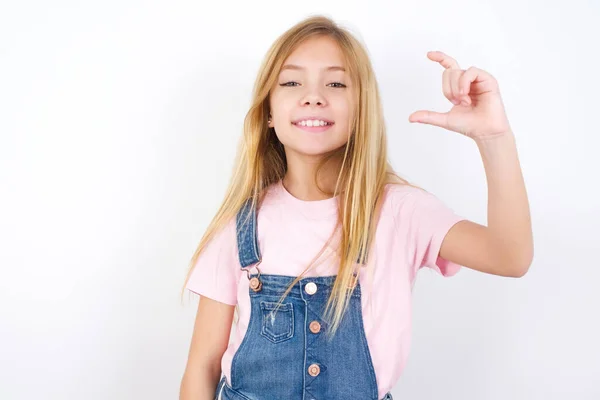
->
[186,181,465,398]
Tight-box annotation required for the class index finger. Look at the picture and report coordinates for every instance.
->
[427,51,460,70]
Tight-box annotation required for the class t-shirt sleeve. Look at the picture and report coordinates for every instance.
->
[185,218,240,305]
[398,187,467,278]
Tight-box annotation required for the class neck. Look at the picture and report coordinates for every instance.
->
[282,151,343,201]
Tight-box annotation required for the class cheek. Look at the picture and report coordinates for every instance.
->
[270,91,293,114]
[333,104,353,130]
[333,93,354,118]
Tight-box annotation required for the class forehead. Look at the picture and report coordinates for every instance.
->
[281,36,346,72]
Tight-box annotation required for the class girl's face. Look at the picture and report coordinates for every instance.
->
[268,36,356,158]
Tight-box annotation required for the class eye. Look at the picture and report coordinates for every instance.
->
[328,82,347,88]
[280,81,300,87]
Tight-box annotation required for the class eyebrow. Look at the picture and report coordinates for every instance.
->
[280,64,346,72]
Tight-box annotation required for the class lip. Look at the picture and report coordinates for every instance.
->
[292,122,333,133]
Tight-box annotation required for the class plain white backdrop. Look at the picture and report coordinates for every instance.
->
[1,1,599,399]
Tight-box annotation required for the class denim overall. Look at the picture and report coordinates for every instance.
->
[215,200,393,400]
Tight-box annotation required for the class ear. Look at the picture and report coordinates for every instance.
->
[267,114,273,128]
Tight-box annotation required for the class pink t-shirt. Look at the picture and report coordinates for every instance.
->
[186,181,465,398]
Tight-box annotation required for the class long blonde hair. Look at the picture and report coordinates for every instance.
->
[182,15,414,339]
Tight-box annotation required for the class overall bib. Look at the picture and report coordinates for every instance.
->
[216,200,393,400]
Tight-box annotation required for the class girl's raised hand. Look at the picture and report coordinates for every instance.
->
[409,51,511,140]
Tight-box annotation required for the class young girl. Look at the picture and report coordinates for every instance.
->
[179,15,533,400]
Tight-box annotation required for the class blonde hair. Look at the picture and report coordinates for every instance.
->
[182,15,417,339]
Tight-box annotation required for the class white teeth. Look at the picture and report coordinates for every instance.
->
[297,120,329,127]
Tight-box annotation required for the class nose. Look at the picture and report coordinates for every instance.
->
[303,97,323,106]
[300,87,327,107]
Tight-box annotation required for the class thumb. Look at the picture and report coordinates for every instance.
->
[408,110,449,128]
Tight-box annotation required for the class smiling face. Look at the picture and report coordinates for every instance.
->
[268,35,356,158]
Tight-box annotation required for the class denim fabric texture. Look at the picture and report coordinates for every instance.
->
[218,199,393,400]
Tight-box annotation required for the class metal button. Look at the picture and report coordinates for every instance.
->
[249,277,262,292]
[308,363,320,377]
[309,321,321,333]
[305,282,317,295]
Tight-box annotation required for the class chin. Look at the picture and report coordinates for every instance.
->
[285,141,347,157]
[277,129,348,157]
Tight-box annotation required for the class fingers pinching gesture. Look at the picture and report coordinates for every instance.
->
[409,51,512,140]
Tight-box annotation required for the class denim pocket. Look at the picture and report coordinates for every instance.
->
[260,301,294,343]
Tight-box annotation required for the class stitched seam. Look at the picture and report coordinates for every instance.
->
[250,204,260,262]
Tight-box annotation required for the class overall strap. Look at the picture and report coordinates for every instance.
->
[235,198,261,269]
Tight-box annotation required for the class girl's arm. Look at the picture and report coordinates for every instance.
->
[409,51,533,277]
[440,132,533,277]
[180,297,234,400]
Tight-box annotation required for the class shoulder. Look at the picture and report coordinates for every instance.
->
[380,183,439,215]
[379,182,462,234]
[382,182,428,199]
[197,216,238,259]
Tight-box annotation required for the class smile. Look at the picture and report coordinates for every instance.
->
[292,119,333,127]
[292,120,334,133]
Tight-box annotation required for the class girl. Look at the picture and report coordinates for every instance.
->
[179,15,533,400]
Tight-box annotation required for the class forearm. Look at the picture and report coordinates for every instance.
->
[475,131,533,274]
[180,363,221,400]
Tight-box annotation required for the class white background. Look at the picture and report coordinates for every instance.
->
[1,1,599,399]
